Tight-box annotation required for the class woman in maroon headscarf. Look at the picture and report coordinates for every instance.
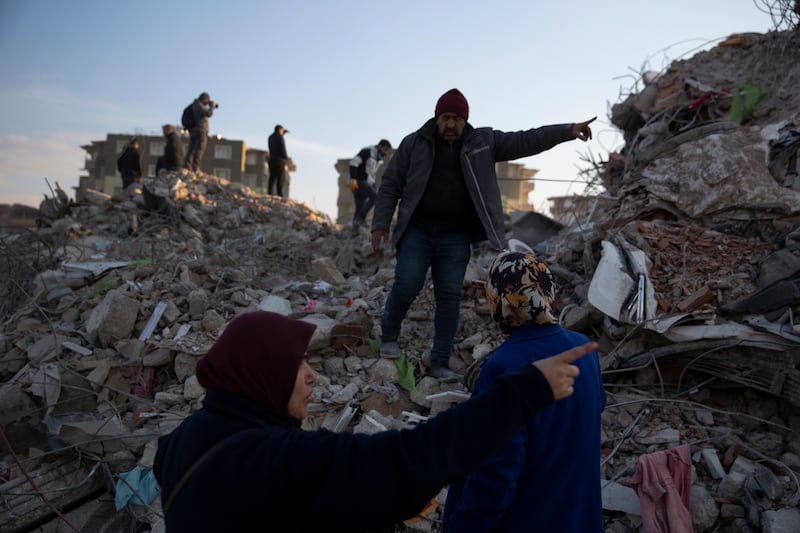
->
[154,311,594,532]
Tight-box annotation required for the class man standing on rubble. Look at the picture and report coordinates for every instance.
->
[116,137,142,189]
[268,124,291,197]
[371,87,595,381]
[184,92,217,172]
[349,138,392,236]
[441,251,605,532]
[156,124,184,175]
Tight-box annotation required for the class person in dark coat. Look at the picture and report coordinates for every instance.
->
[184,92,216,172]
[152,311,595,533]
[156,124,184,175]
[116,137,142,188]
[267,124,290,197]
[442,251,606,532]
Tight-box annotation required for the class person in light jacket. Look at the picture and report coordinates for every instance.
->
[349,138,392,236]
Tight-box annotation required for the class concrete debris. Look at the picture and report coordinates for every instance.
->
[1,26,800,533]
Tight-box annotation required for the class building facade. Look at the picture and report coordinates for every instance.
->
[79,132,269,197]
[495,161,538,212]
[334,158,540,225]
[547,194,612,226]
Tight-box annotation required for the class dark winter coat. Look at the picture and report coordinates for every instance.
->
[371,118,574,249]
[153,365,556,532]
[163,132,184,171]
[268,131,289,163]
[116,145,142,183]
[191,99,214,133]
[442,324,606,533]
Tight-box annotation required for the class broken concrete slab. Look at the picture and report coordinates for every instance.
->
[602,480,641,516]
[85,289,141,347]
[761,507,800,533]
[641,126,800,219]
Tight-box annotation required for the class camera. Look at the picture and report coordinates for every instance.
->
[213,102,220,109]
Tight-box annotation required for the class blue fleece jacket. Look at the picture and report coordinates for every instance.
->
[442,323,606,533]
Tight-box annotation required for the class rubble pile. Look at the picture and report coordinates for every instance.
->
[1,27,799,533]
[536,27,800,533]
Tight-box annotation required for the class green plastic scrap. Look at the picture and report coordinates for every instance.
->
[729,84,762,124]
[368,338,381,354]
[87,276,122,297]
[394,355,417,393]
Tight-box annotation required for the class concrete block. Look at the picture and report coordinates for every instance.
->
[761,508,800,533]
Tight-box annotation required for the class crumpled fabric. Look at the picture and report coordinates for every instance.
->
[630,444,692,533]
[114,465,159,510]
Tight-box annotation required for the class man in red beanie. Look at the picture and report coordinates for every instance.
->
[371,87,595,381]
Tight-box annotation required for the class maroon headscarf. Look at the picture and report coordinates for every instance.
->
[196,311,316,415]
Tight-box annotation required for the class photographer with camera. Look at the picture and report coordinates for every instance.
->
[183,92,218,172]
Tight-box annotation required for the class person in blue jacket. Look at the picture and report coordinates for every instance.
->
[442,251,606,533]
[153,310,596,533]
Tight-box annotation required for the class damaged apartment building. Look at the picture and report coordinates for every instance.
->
[335,155,545,227]
[79,133,271,198]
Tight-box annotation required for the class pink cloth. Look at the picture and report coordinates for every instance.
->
[630,444,693,533]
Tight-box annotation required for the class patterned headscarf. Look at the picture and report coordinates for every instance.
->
[486,251,558,333]
[196,311,316,416]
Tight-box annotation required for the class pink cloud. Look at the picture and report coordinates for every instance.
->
[0,132,85,207]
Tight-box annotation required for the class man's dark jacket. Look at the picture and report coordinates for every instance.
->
[371,118,574,250]
[116,145,142,182]
[164,132,184,171]
[268,132,289,164]
[191,99,214,133]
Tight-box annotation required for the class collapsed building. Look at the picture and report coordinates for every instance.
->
[1,25,800,533]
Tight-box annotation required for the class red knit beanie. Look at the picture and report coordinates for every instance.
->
[196,311,316,415]
[435,88,469,120]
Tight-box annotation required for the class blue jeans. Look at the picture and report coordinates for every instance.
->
[381,225,471,365]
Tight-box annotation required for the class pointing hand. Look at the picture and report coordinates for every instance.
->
[572,117,596,142]
[533,342,597,400]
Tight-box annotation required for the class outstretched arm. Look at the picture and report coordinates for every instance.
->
[280,342,598,526]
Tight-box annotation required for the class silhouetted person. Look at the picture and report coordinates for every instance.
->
[117,137,142,188]
[268,124,290,197]
[184,92,217,172]
[156,124,184,175]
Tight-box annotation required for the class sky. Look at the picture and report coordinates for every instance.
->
[0,0,780,221]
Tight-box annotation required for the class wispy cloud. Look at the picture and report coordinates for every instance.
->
[0,82,163,136]
[0,132,86,207]
[235,127,351,160]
